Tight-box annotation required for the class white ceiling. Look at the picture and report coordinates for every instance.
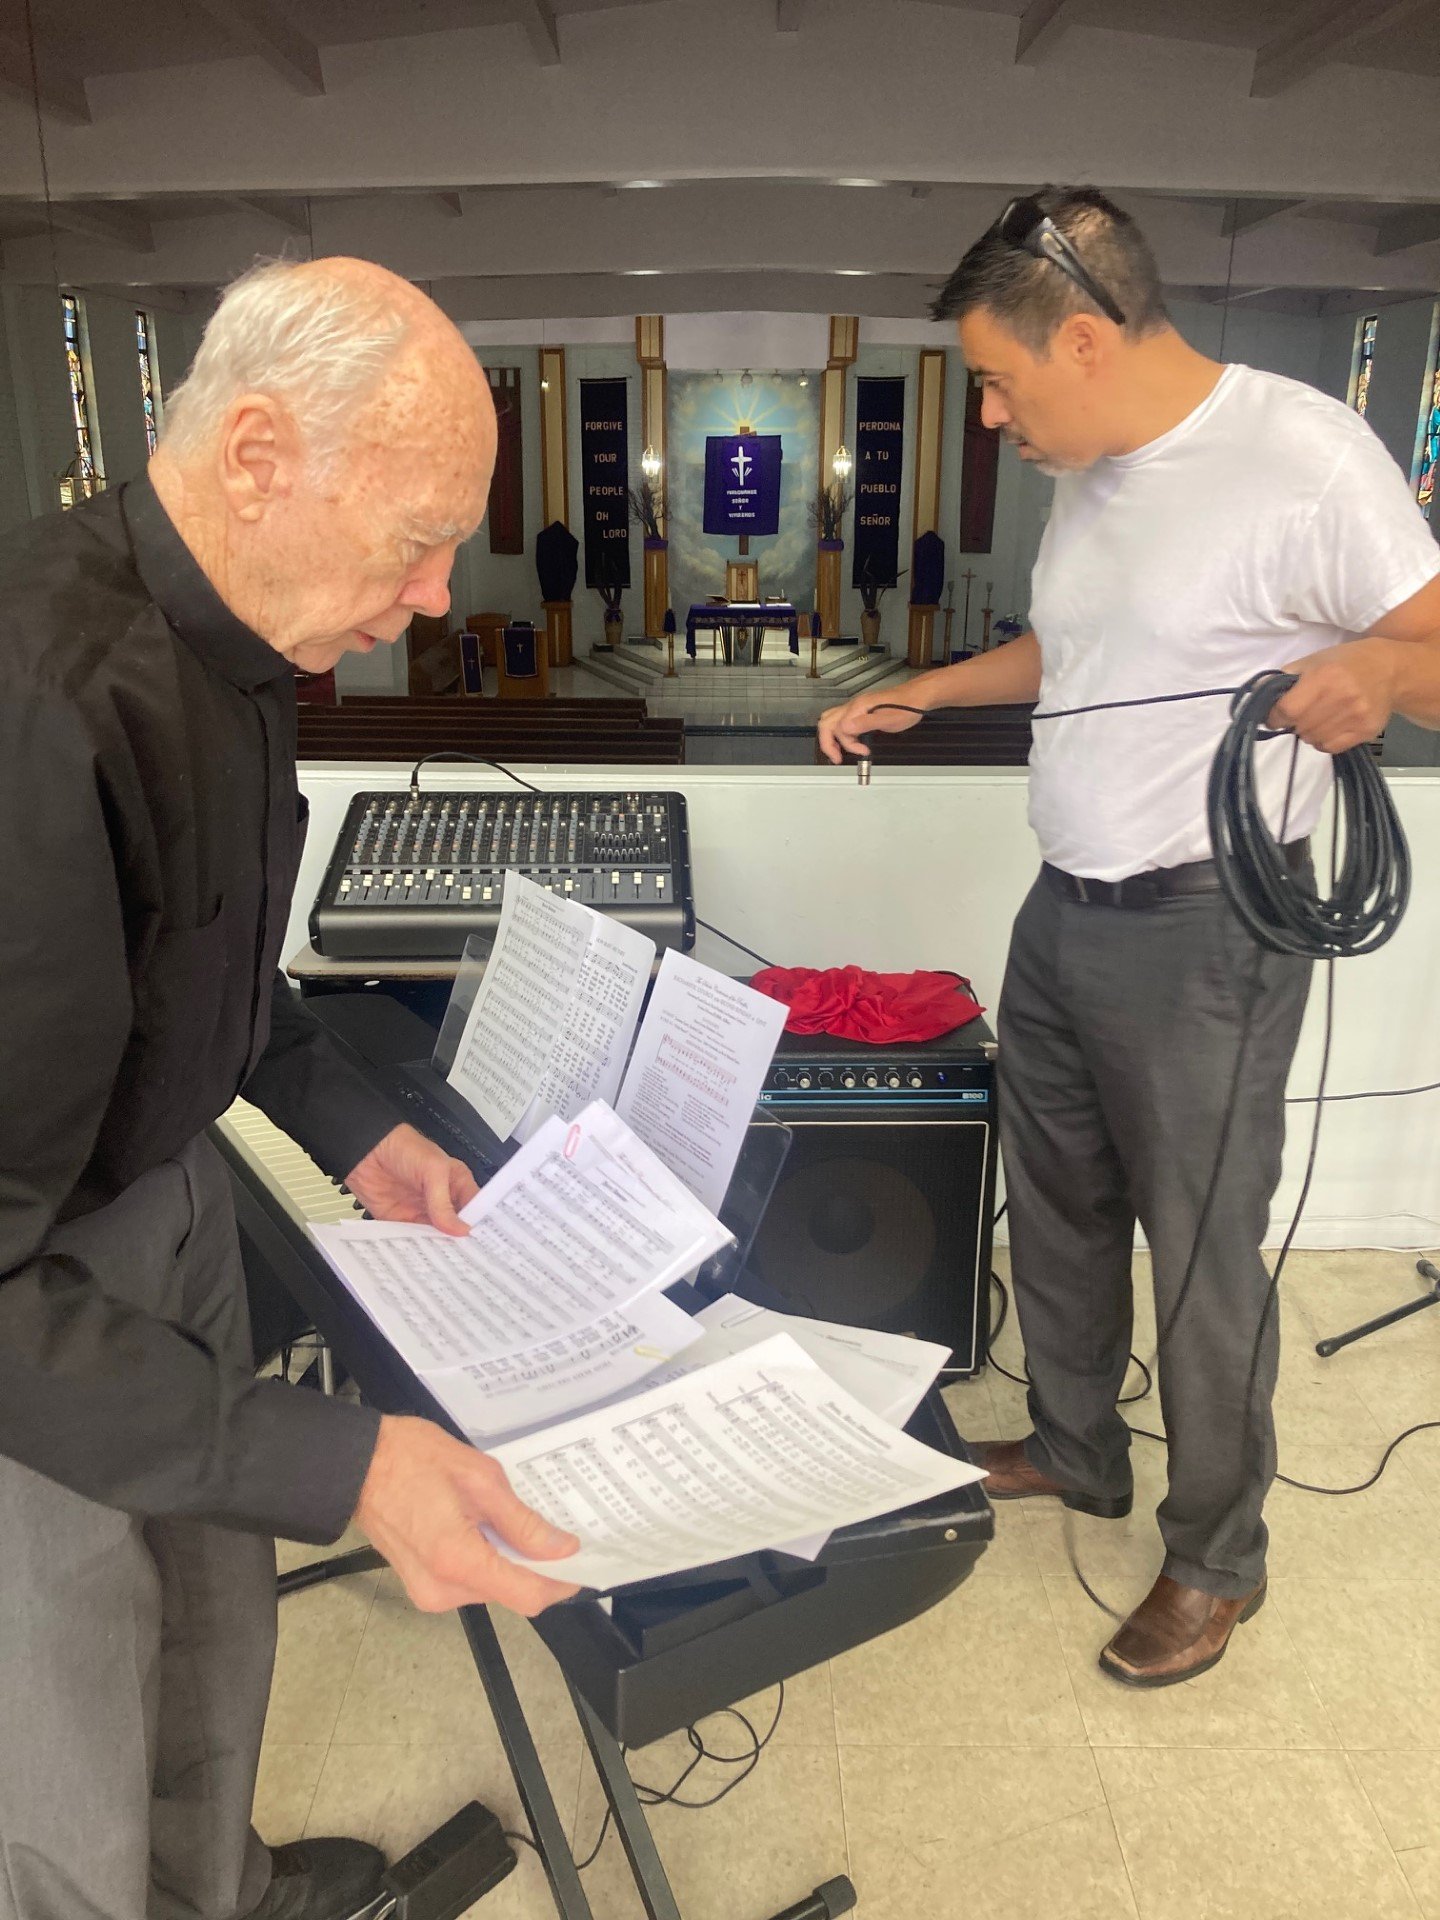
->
[1,0,1436,316]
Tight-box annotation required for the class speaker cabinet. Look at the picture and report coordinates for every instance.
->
[747,1021,996,1374]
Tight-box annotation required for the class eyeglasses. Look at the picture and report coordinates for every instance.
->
[993,195,1126,328]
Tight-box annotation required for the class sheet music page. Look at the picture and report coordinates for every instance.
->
[487,1333,985,1592]
[597,1292,953,1562]
[684,1294,952,1430]
[310,1104,731,1370]
[615,949,788,1211]
[513,914,655,1144]
[425,1289,702,1444]
[446,872,594,1139]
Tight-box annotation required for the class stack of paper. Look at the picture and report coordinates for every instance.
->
[446,873,787,1216]
[312,1102,730,1439]
[486,1333,984,1593]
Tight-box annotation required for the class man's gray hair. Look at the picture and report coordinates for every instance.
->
[161,259,411,467]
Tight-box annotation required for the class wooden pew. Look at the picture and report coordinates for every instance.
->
[815,703,1034,768]
[297,707,685,765]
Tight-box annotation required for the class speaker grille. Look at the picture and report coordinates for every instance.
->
[748,1117,990,1368]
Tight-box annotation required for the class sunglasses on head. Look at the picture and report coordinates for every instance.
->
[994,195,1127,328]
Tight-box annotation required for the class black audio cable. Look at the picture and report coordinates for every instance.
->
[407,750,541,797]
[1208,672,1410,958]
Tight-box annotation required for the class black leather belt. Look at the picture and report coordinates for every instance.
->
[1043,839,1309,910]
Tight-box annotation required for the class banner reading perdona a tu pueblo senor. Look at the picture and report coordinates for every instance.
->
[852,376,905,588]
[703,434,783,538]
[580,377,631,589]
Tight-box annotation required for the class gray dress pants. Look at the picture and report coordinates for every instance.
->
[0,1138,276,1920]
[997,871,1313,1597]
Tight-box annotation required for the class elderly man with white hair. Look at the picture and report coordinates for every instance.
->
[0,258,579,1920]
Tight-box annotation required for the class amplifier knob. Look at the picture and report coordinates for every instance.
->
[862,1069,880,1089]
[772,1069,791,1088]
[818,1069,834,1088]
[885,1070,903,1089]
[840,1069,858,1089]
[796,1071,813,1089]
[908,1069,924,1088]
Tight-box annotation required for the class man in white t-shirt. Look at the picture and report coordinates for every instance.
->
[819,187,1440,1687]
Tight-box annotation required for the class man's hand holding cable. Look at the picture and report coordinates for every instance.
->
[1273,639,1401,754]
[817,689,929,764]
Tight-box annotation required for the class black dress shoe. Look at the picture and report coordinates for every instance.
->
[244,1839,387,1920]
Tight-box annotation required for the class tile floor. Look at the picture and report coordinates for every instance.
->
[261,1247,1440,1919]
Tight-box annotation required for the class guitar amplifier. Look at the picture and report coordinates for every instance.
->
[749,1018,997,1373]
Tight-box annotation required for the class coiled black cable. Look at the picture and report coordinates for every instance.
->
[1207,670,1410,958]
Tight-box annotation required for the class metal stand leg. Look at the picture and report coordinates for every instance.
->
[1316,1257,1440,1357]
[568,1684,684,1920]
[460,1607,596,1920]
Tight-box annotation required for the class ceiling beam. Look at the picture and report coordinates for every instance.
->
[1373,206,1440,256]
[228,194,309,234]
[513,0,561,64]
[49,202,156,252]
[190,0,325,95]
[0,30,91,124]
[1014,0,1073,64]
[1219,198,1311,237]
[1249,0,1429,98]
[434,192,464,217]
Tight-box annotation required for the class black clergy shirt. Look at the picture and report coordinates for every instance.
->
[0,478,401,1542]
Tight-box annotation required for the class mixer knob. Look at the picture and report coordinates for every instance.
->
[796,1070,813,1089]
[862,1069,880,1089]
[885,1070,903,1089]
[907,1069,924,1088]
[840,1069,858,1089]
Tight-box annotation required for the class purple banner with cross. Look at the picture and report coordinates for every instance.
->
[703,434,783,537]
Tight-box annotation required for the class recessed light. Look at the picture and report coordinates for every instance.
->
[619,179,666,190]
[625,268,662,276]
[836,269,872,276]
[834,178,885,188]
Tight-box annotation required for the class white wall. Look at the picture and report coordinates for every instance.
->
[290,760,1440,1252]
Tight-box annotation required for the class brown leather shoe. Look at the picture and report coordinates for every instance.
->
[975,1438,1132,1519]
[1099,1574,1267,1688]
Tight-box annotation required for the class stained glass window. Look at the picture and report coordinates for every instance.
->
[1351,314,1378,417]
[60,293,100,508]
[135,309,160,456]
[1415,305,1439,522]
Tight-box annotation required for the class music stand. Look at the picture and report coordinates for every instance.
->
[1314,1257,1440,1357]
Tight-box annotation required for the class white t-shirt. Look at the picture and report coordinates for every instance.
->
[1027,363,1440,880]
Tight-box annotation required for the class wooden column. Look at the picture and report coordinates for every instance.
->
[911,348,947,546]
[908,347,947,666]
[817,316,858,641]
[538,346,569,529]
[636,315,669,639]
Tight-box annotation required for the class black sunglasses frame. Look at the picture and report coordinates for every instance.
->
[995,196,1127,328]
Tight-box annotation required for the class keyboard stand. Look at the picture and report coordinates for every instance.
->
[219,993,989,1920]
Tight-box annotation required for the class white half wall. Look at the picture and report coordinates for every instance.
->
[291,762,1440,1254]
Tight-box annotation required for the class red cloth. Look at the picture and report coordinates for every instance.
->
[749,965,985,1043]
